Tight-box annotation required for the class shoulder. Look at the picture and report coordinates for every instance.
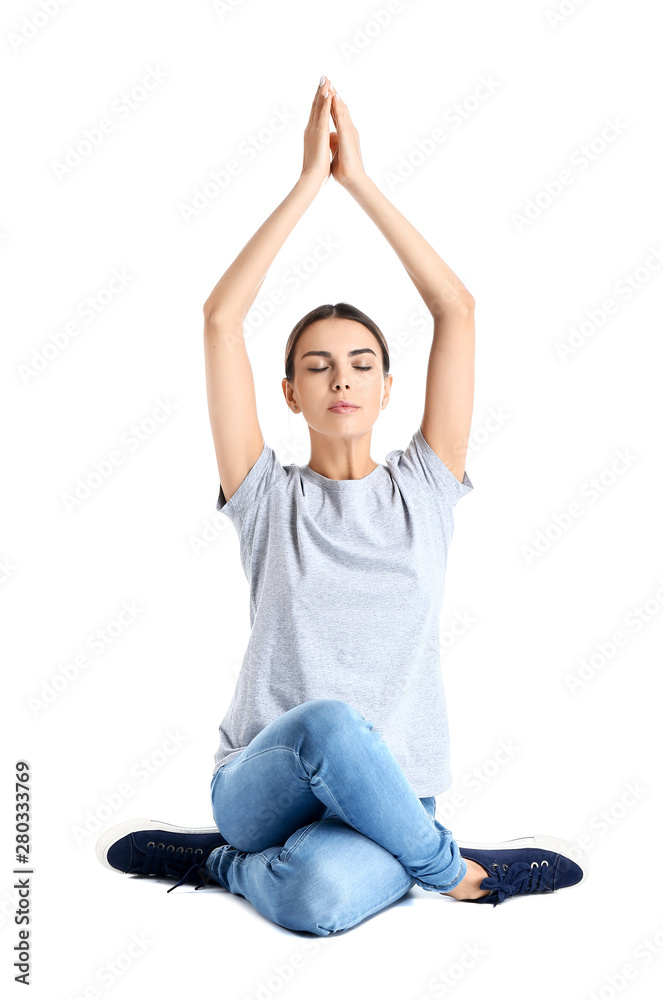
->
[217,440,290,520]
[385,426,474,506]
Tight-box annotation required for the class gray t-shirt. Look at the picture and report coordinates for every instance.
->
[213,425,474,797]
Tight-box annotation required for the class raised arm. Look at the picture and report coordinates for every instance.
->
[329,92,475,484]
[203,77,335,502]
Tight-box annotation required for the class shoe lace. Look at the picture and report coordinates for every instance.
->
[139,841,214,892]
[481,859,555,906]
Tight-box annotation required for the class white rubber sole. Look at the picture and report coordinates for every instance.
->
[95,818,223,872]
[454,833,590,885]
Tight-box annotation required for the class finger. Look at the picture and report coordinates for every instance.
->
[315,86,333,126]
[307,75,328,127]
[331,90,347,111]
[333,96,354,135]
[320,77,335,105]
[331,90,345,116]
[330,101,342,133]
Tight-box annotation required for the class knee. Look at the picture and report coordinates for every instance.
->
[291,699,369,759]
[270,867,350,936]
[295,698,366,743]
[280,865,412,936]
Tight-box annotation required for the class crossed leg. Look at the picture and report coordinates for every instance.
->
[204,698,468,934]
[208,810,424,935]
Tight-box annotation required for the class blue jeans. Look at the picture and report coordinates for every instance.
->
[204,698,468,935]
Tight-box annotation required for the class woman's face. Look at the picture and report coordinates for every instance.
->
[283,317,392,435]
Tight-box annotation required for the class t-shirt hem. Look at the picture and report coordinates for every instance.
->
[212,749,245,775]
[415,425,474,500]
[216,439,278,526]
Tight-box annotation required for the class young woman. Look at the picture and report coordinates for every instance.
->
[96,76,589,935]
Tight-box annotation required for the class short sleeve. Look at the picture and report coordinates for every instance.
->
[386,425,474,508]
[216,440,286,527]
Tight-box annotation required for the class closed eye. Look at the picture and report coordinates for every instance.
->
[308,366,373,372]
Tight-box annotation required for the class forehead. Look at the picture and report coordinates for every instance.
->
[297,317,374,352]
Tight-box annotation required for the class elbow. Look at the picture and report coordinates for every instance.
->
[455,289,475,314]
[203,299,218,323]
[203,301,234,329]
[430,288,475,319]
[203,295,245,328]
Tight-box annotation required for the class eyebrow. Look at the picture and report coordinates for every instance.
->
[300,348,377,360]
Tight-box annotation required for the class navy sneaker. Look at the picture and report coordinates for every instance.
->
[454,833,590,906]
[95,819,228,892]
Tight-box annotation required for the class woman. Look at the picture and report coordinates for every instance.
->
[96,76,589,934]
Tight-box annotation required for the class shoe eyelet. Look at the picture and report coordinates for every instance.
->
[531,861,539,868]
[541,860,549,867]
[492,863,499,869]
[503,864,508,871]
[166,845,175,853]
[156,843,165,850]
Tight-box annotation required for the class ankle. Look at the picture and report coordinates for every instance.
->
[443,858,490,900]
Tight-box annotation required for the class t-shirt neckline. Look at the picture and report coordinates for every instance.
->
[299,461,386,491]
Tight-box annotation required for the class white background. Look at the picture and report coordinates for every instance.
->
[3,0,662,997]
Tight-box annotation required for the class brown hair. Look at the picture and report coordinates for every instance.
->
[284,303,390,383]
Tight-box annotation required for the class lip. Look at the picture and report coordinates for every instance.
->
[328,402,359,412]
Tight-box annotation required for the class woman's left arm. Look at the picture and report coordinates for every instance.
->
[330,91,474,484]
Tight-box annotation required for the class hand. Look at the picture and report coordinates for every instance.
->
[329,88,366,189]
[300,77,334,186]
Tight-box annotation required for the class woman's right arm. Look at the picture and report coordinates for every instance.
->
[203,79,335,503]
